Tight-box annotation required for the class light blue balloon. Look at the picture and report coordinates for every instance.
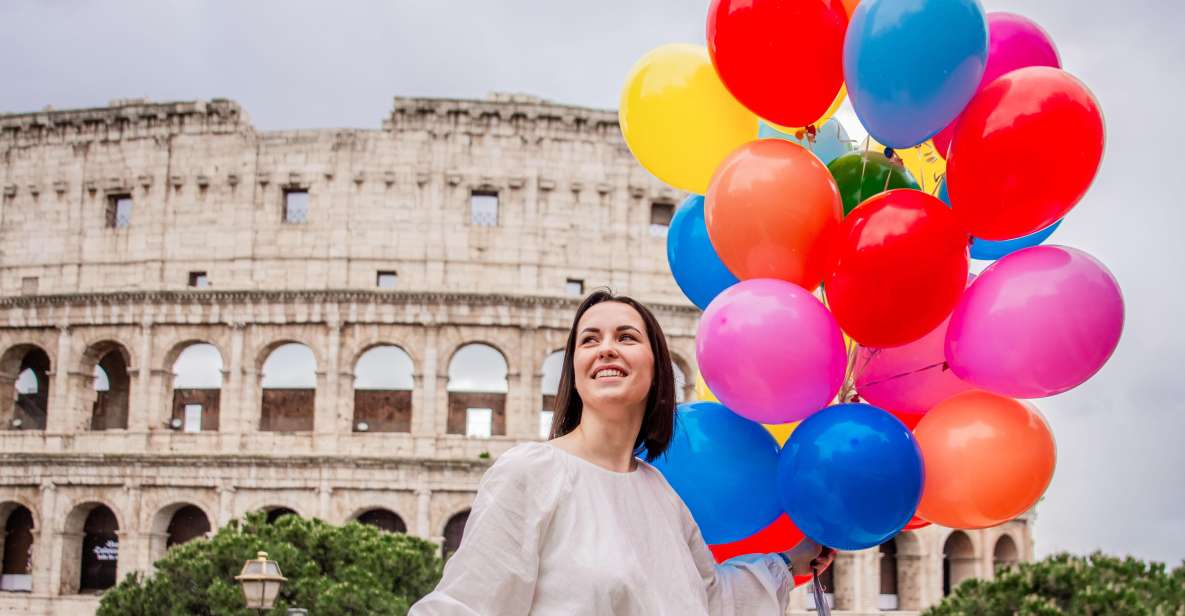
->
[667,195,740,310]
[778,404,923,551]
[938,181,1062,260]
[844,0,988,148]
[650,402,782,545]
[758,117,855,166]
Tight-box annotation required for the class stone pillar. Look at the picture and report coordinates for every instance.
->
[415,328,439,440]
[33,481,57,595]
[515,328,538,439]
[318,485,333,522]
[415,488,432,539]
[121,483,142,579]
[218,485,237,527]
[223,322,246,435]
[129,320,153,432]
[141,531,169,575]
[315,317,342,441]
[47,325,74,433]
[237,326,261,438]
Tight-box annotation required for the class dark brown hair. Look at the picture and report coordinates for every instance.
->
[549,289,676,461]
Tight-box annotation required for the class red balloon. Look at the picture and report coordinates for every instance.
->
[947,67,1104,240]
[902,516,931,531]
[824,190,969,348]
[708,514,805,564]
[707,0,848,127]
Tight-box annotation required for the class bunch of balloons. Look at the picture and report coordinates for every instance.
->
[627,0,1121,558]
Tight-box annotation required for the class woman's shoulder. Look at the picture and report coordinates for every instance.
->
[477,442,571,512]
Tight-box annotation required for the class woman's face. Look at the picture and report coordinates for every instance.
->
[572,301,655,418]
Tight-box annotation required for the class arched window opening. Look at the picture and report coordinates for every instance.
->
[261,343,316,432]
[357,509,407,534]
[166,505,211,549]
[943,531,976,596]
[447,344,508,438]
[265,508,298,524]
[1,505,34,592]
[443,510,469,561]
[993,535,1020,576]
[171,343,223,432]
[879,539,899,610]
[90,350,130,430]
[353,346,414,433]
[5,347,51,430]
[79,506,118,593]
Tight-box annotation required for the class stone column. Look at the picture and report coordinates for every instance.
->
[318,485,333,522]
[222,322,246,435]
[415,488,432,539]
[128,319,153,432]
[47,325,74,433]
[121,483,143,578]
[33,481,57,595]
[414,328,439,440]
[315,316,342,441]
[218,485,237,527]
[515,328,538,439]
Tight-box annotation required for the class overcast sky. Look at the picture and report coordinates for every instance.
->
[3,0,1183,565]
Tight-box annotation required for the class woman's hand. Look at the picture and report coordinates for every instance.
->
[783,538,836,577]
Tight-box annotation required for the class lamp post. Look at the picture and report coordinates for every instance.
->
[236,551,287,614]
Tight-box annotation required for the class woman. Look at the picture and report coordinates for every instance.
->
[411,290,833,615]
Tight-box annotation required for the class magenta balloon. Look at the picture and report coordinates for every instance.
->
[697,279,846,424]
[933,12,1061,156]
[855,312,973,416]
[945,246,1124,398]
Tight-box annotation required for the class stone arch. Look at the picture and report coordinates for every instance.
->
[80,340,133,431]
[352,344,415,433]
[259,342,317,432]
[1,344,52,431]
[442,509,470,560]
[446,343,509,437]
[62,501,123,595]
[943,530,977,596]
[263,506,300,524]
[165,341,225,433]
[1,501,37,592]
[353,508,407,533]
[144,501,214,566]
[993,533,1020,575]
[539,349,564,439]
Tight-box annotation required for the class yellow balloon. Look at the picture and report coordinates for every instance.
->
[767,84,848,133]
[861,136,947,197]
[694,374,719,403]
[619,44,758,194]
[764,422,799,446]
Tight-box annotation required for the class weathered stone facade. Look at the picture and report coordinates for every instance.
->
[0,96,1031,615]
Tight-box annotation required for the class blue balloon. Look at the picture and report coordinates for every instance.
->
[938,181,1062,260]
[758,117,855,165]
[844,0,988,148]
[777,404,923,551]
[650,402,782,544]
[666,195,740,310]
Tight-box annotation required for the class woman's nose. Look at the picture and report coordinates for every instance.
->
[597,342,619,358]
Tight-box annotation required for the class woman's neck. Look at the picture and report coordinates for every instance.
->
[553,408,642,473]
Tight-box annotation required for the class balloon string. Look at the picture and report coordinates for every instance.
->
[859,360,949,389]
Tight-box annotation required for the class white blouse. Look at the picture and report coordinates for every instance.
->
[410,441,792,615]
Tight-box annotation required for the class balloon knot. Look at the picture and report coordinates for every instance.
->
[794,129,807,140]
[941,361,950,372]
[883,146,895,159]
[805,124,818,138]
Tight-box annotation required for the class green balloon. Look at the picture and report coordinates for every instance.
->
[827,151,920,216]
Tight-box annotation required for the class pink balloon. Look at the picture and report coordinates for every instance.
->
[855,281,974,415]
[933,12,1061,156]
[945,246,1124,398]
[697,279,846,424]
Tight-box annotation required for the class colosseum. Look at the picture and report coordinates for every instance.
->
[0,94,1030,615]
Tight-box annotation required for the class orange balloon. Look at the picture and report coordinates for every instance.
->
[915,391,1056,529]
[840,0,860,19]
[706,140,842,289]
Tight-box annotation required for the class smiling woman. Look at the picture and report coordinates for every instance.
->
[410,290,832,616]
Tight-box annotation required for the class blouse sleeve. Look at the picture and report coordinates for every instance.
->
[410,444,563,616]
[649,467,792,616]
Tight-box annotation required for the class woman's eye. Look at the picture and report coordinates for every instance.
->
[619,334,636,342]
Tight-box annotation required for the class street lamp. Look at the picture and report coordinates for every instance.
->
[236,551,287,613]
